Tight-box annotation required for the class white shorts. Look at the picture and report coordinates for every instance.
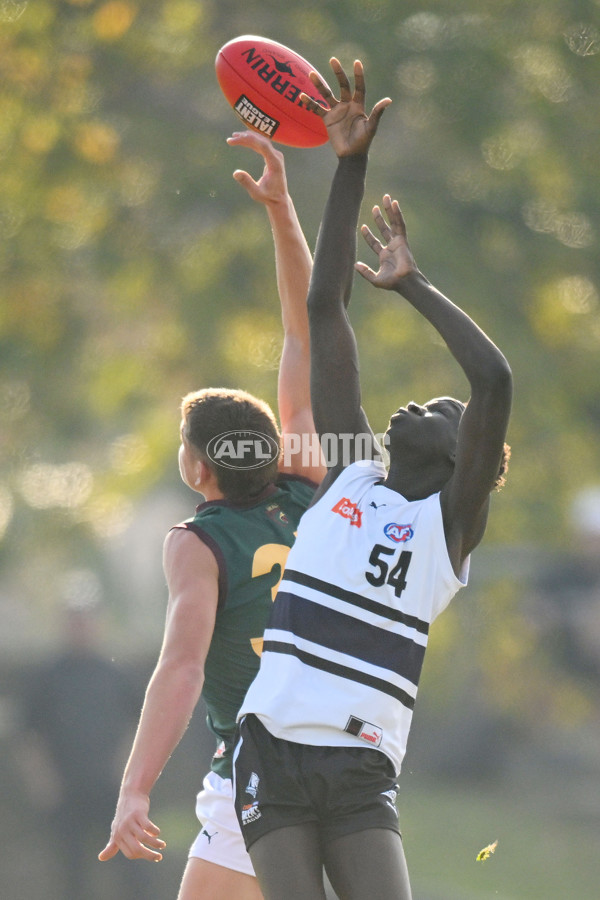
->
[188,770,256,877]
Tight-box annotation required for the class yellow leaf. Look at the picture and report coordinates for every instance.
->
[476,839,498,862]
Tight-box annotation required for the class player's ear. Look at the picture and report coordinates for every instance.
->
[191,458,211,487]
[197,458,213,484]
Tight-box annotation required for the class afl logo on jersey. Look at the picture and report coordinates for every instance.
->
[384,523,414,543]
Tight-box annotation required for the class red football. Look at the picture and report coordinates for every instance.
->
[215,35,330,148]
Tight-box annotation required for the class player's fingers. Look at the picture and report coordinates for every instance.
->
[117,830,165,862]
[227,131,283,165]
[360,223,384,255]
[144,819,163,839]
[352,60,365,106]
[354,261,377,283]
[232,170,259,195]
[368,97,392,131]
[307,71,337,109]
[227,135,278,176]
[384,196,408,235]
[122,841,164,862]
[329,57,351,102]
[226,130,266,150]
[98,840,119,862]
[299,91,329,118]
[371,206,393,243]
[136,816,165,848]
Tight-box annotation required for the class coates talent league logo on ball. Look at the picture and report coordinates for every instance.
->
[206,431,279,470]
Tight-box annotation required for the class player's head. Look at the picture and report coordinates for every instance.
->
[386,396,509,491]
[386,396,464,473]
[179,388,281,501]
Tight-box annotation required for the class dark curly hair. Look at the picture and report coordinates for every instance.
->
[181,388,281,501]
[494,442,511,491]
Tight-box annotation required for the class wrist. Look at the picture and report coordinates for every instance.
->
[266,191,295,221]
[333,154,368,196]
[392,269,428,295]
[121,770,153,796]
[336,152,369,168]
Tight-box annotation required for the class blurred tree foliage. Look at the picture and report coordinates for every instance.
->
[1,0,599,721]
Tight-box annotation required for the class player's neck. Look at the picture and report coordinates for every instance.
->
[199,484,226,501]
[384,460,450,501]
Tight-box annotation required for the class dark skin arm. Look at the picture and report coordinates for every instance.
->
[300,60,391,500]
[357,197,513,574]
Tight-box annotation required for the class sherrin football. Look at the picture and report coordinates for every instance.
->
[215,35,330,148]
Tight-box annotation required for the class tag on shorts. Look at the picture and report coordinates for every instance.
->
[345,715,383,747]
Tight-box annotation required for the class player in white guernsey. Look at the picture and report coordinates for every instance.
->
[234,59,512,900]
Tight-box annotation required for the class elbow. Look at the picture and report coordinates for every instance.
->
[470,352,512,416]
[156,654,205,697]
[483,352,513,400]
[496,354,513,398]
[307,271,352,318]
[490,358,513,425]
[307,282,329,317]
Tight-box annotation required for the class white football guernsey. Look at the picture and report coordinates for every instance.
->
[239,459,469,774]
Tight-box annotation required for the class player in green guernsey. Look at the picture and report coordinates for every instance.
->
[99,131,325,900]
[178,470,316,781]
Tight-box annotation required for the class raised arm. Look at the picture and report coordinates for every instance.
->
[299,60,391,485]
[357,195,513,568]
[227,130,325,483]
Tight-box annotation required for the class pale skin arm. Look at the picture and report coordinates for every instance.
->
[227,130,325,483]
[99,529,219,862]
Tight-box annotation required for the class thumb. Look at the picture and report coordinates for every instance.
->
[368,97,393,131]
[232,170,257,195]
[354,261,377,283]
[98,840,119,862]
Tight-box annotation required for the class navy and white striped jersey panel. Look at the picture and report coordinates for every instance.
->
[239,459,468,774]
[266,586,426,692]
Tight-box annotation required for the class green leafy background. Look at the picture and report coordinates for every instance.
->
[1,2,600,897]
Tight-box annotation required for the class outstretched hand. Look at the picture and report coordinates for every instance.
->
[226,130,288,205]
[300,58,391,157]
[355,195,419,289]
[98,790,166,863]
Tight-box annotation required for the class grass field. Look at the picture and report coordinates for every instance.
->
[155,712,600,900]
[400,770,600,900]
[157,765,600,900]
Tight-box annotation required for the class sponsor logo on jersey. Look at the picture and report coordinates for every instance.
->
[332,497,363,527]
[245,771,260,798]
[206,430,279,470]
[234,95,280,137]
[266,502,289,525]
[241,801,262,825]
[344,715,383,747]
[213,741,226,759]
[201,828,218,843]
[384,523,414,543]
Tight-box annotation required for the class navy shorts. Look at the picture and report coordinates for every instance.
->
[233,714,401,851]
